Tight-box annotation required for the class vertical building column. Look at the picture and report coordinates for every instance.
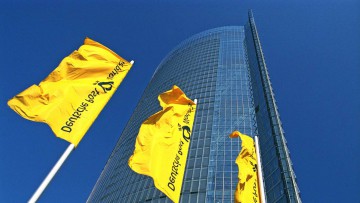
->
[247,10,301,203]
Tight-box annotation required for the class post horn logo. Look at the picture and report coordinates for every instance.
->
[178,123,191,142]
[94,81,114,93]
[182,126,191,142]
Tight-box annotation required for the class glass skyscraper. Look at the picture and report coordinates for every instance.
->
[88,11,301,203]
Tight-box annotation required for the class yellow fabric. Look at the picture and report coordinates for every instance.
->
[229,131,261,203]
[7,38,133,147]
[128,85,196,203]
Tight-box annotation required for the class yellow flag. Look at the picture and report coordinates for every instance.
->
[229,131,261,203]
[7,38,133,147]
[128,85,196,203]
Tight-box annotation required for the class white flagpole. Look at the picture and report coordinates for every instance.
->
[28,143,75,203]
[255,136,266,203]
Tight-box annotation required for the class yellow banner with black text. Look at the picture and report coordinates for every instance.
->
[128,85,196,203]
[229,131,261,203]
[8,38,133,147]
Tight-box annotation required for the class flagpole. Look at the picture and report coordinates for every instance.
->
[255,136,266,203]
[28,143,75,203]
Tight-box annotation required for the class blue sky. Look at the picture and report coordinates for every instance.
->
[1,1,359,202]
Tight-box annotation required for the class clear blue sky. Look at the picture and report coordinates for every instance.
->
[1,1,359,202]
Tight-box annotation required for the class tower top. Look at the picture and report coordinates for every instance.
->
[248,9,254,19]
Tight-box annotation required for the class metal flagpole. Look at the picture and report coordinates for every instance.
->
[255,136,266,203]
[28,143,75,203]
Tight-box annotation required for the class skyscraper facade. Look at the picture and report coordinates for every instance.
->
[88,11,301,203]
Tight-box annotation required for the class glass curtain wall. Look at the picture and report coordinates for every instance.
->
[88,11,301,203]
